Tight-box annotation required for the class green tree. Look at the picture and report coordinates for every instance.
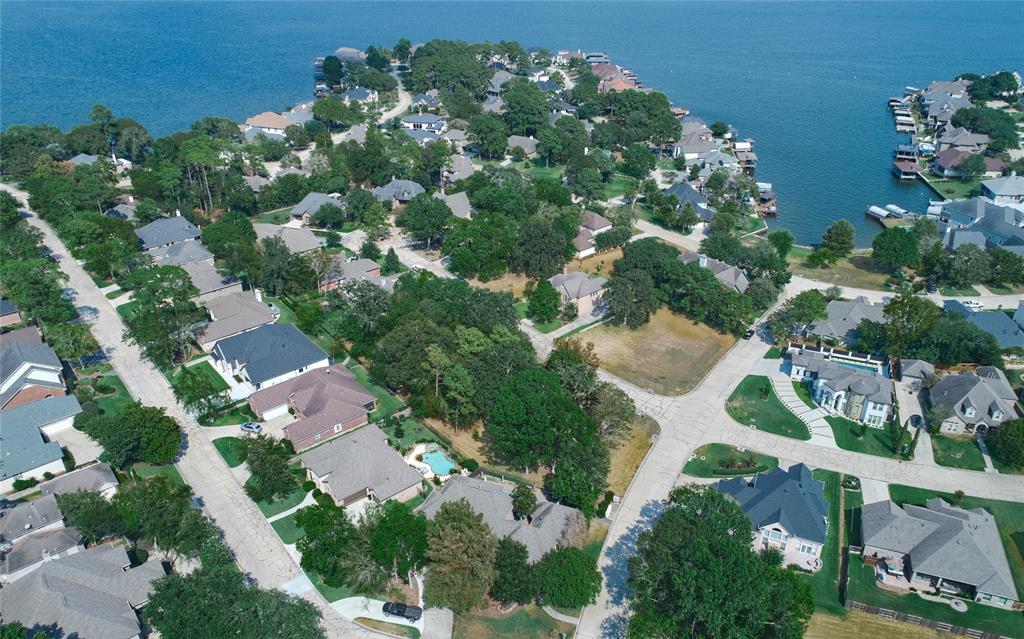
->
[469,113,508,159]
[627,486,814,638]
[425,499,499,612]
[295,502,356,585]
[544,435,609,517]
[57,489,125,542]
[381,247,402,275]
[242,434,299,503]
[510,218,571,279]
[710,121,729,137]
[536,547,602,608]
[123,266,202,366]
[676,202,701,232]
[115,475,216,559]
[604,269,660,328]
[369,501,429,579]
[988,247,1024,287]
[502,78,549,136]
[399,193,452,248]
[591,382,637,442]
[622,144,656,180]
[820,219,854,258]
[172,365,228,424]
[569,167,605,203]
[83,402,182,467]
[360,238,382,261]
[511,484,538,519]
[944,243,990,287]
[767,229,794,258]
[957,153,987,181]
[528,280,561,322]
[883,290,940,356]
[872,227,919,270]
[990,419,1024,470]
[491,537,537,604]
[42,322,97,368]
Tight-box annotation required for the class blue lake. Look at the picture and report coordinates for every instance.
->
[2,1,1022,244]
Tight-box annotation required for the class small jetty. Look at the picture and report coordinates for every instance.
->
[756,182,777,216]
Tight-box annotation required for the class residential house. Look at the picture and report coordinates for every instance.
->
[300,424,422,512]
[134,216,200,251]
[0,495,66,544]
[1,328,66,409]
[253,223,322,254]
[935,127,989,154]
[211,324,328,394]
[0,397,80,493]
[319,257,397,293]
[571,211,613,259]
[671,120,717,160]
[418,476,584,563]
[488,70,513,97]
[549,271,606,316]
[936,198,1024,257]
[699,149,741,173]
[717,464,828,570]
[434,191,473,220]
[664,181,716,223]
[249,364,376,451]
[401,114,447,135]
[806,296,886,346]
[582,211,612,235]
[372,178,425,205]
[289,192,344,225]
[922,94,972,130]
[679,250,750,294]
[981,175,1024,204]
[243,175,270,193]
[341,87,378,105]
[441,128,469,152]
[554,50,584,65]
[525,67,549,82]
[507,135,539,158]
[482,95,504,114]
[342,124,368,145]
[180,260,242,303]
[789,348,893,426]
[197,291,278,351]
[441,154,476,187]
[244,111,294,136]
[0,299,21,327]
[0,494,83,583]
[148,240,214,267]
[536,79,561,93]
[68,153,98,166]
[931,149,1005,179]
[104,194,137,221]
[945,300,1024,349]
[38,462,118,500]
[282,102,315,126]
[0,543,166,639]
[244,127,285,143]
[334,46,367,63]
[899,359,935,391]
[861,499,1019,609]
[411,92,442,110]
[928,367,1018,435]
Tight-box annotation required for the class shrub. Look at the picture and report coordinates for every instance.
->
[43,471,55,480]
[12,478,38,491]
[462,458,479,472]
[302,480,315,492]
[596,490,615,517]
[312,488,322,498]
[280,439,295,455]
[93,381,115,395]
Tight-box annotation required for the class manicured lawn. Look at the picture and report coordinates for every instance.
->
[786,246,892,291]
[557,317,604,339]
[514,302,528,319]
[525,163,564,181]
[95,374,133,416]
[930,434,986,471]
[986,282,1024,295]
[356,619,420,639]
[310,571,357,603]
[991,453,1024,476]
[586,308,736,395]
[207,403,256,427]
[846,561,1024,636]
[602,173,636,200]
[726,376,811,440]
[249,464,309,518]
[799,470,845,616]
[738,215,767,235]
[889,484,1024,599]
[922,175,983,201]
[133,463,184,485]
[607,416,660,493]
[845,480,864,548]
[115,301,138,321]
[380,417,444,451]
[347,363,404,420]
[827,416,902,459]
[453,604,575,639]
[182,360,229,392]
[265,296,297,326]
[531,317,564,333]
[270,512,304,544]
[212,436,247,468]
[582,523,608,562]
[763,347,782,359]
[105,289,126,299]
[253,208,292,224]
[682,443,778,478]
[938,284,980,297]
[793,380,817,410]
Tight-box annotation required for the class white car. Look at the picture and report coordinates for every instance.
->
[962,300,984,310]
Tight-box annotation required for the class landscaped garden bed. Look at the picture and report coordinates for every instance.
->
[682,443,778,478]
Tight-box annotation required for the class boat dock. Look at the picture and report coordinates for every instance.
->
[866,203,919,228]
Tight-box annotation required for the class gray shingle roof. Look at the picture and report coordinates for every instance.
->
[1,396,81,480]
[717,463,829,544]
[1,526,82,576]
[0,543,165,639]
[679,250,750,294]
[982,175,1024,198]
[291,192,343,219]
[930,370,1017,428]
[180,260,240,297]
[39,463,118,498]
[862,499,1018,601]
[1,339,64,407]
[433,191,472,220]
[807,297,886,343]
[199,292,277,346]
[253,223,322,254]
[69,153,98,166]
[372,179,425,203]
[135,217,201,250]
[900,359,935,380]
[147,240,213,266]
[0,494,64,542]
[299,424,422,503]
[212,324,327,386]
[549,271,606,301]
[664,181,715,221]
[417,476,582,563]
[791,351,893,404]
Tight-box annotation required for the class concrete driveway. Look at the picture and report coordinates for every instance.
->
[332,597,424,633]
[54,426,103,465]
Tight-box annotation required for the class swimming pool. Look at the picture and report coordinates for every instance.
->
[422,444,458,476]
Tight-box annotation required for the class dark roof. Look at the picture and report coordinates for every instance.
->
[664,181,715,220]
[1,339,64,407]
[213,324,327,385]
[0,298,16,315]
[717,463,829,544]
[134,217,201,250]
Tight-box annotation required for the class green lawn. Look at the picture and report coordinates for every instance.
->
[938,284,980,297]
[514,301,529,319]
[991,453,1024,476]
[453,604,575,639]
[682,443,778,478]
[526,163,564,181]
[602,174,636,200]
[104,289,126,299]
[763,347,782,359]
[249,464,309,518]
[930,435,986,471]
[310,571,357,603]
[253,208,292,224]
[347,363,404,420]
[738,215,767,235]
[207,403,257,427]
[889,485,1024,599]
[212,436,247,468]
[181,361,229,392]
[115,301,138,321]
[265,296,297,326]
[133,463,185,485]
[270,511,304,544]
[792,380,817,410]
[827,417,902,459]
[532,317,565,333]
[726,376,811,440]
[799,470,845,616]
[847,561,1024,636]
[95,374,133,416]
[922,175,983,201]
[381,418,444,451]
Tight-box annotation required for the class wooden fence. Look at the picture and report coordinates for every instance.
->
[845,600,1014,639]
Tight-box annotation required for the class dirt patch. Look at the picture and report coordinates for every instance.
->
[472,273,532,299]
[566,247,623,277]
[584,308,736,395]
[607,416,659,494]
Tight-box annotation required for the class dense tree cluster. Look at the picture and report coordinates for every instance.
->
[75,402,183,468]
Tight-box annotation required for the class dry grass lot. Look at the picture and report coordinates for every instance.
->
[566,247,624,277]
[806,612,944,639]
[584,308,736,395]
[607,416,659,494]
[786,247,893,290]
[473,272,531,299]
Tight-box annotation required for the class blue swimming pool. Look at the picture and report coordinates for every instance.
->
[423,445,458,476]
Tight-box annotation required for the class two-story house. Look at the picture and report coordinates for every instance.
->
[211,324,328,395]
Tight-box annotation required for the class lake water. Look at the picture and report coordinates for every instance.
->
[2,1,1022,244]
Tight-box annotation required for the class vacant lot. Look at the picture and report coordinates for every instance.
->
[607,416,659,494]
[567,247,623,277]
[787,247,892,290]
[585,308,736,395]
[473,272,531,299]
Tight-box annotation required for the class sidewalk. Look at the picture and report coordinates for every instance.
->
[768,374,837,449]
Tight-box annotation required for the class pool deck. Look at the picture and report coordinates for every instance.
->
[405,442,458,482]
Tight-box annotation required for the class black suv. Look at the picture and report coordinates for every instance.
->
[382,602,423,622]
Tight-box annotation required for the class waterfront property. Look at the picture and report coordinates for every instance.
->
[211,324,328,394]
[248,363,376,451]
[788,346,893,427]
[664,181,716,223]
[678,250,750,294]
[861,499,1019,609]
[944,299,1024,350]
[244,111,293,136]
[981,175,1024,204]
[934,197,1024,257]
[717,463,829,572]
[806,297,886,346]
[927,366,1018,436]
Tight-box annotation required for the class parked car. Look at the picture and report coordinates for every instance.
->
[240,422,262,434]
[926,282,938,293]
[382,602,422,622]
[962,300,984,310]
[742,329,755,340]
[910,415,923,430]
